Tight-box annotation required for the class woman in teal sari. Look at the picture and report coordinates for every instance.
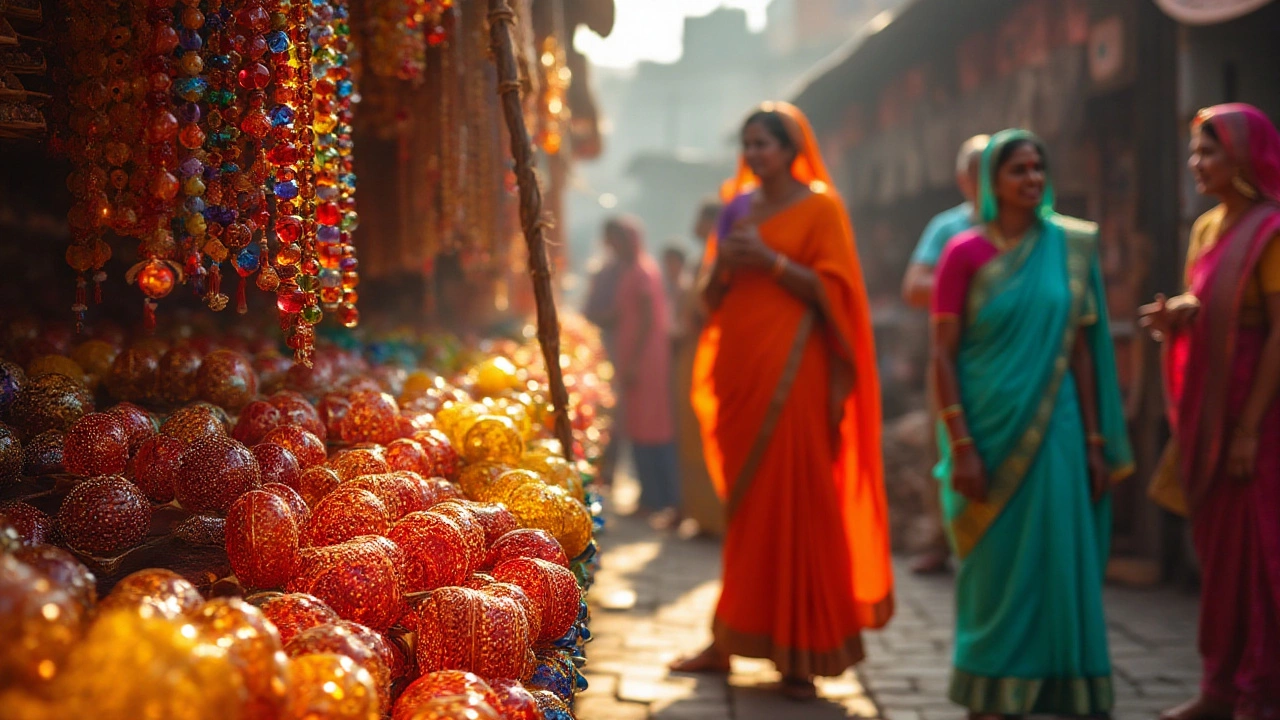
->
[930,129,1134,718]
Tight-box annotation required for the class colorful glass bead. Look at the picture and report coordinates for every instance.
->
[491,558,582,645]
[463,502,520,548]
[392,672,501,720]
[329,447,390,482]
[416,586,531,679]
[461,415,524,466]
[330,620,406,686]
[233,400,283,445]
[262,425,326,468]
[384,438,428,475]
[97,568,203,620]
[554,493,594,560]
[485,528,569,571]
[136,259,178,299]
[530,690,573,720]
[387,511,467,592]
[55,476,151,556]
[283,653,379,720]
[161,403,228,443]
[415,430,460,480]
[302,485,389,547]
[456,462,511,501]
[226,490,300,590]
[175,434,262,514]
[189,598,289,720]
[402,695,502,720]
[13,372,95,437]
[64,412,130,476]
[196,349,259,413]
[288,537,404,631]
[253,592,338,646]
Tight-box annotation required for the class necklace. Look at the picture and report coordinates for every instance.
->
[986,223,1029,252]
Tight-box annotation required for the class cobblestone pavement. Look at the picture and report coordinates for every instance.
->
[579,509,1203,720]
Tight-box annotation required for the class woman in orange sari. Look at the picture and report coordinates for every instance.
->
[670,102,894,699]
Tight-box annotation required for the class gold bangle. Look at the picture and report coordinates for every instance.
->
[772,253,789,278]
[1087,433,1106,447]
[940,405,963,421]
[951,437,974,451]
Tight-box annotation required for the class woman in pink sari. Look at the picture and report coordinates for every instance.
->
[1141,104,1280,720]
[609,215,681,518]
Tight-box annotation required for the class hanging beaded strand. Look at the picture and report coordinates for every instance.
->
[233,0,275,311]
[289,0,323,359]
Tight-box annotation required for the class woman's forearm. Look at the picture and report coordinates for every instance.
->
[1071,328,1102,437]
[774,257,823,305]
[931,327,970,442]
[1239,325,1280,434]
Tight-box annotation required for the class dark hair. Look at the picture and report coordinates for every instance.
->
[992,138,1049,178]
[1198,119,1221,143]
[662,245,687,263]
[742,110,797,152]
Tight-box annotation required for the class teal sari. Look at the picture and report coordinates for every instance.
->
[934,130,1134,715]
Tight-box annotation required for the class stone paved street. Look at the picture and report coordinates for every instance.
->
[579,502,1203,720]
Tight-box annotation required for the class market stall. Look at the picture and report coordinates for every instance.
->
[0,1,615,718]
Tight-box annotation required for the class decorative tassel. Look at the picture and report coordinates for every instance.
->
[143,299,157,332]
[93,270,106,304]
[236,276,248,314]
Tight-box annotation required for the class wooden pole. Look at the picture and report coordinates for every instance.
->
[486,0,575,462]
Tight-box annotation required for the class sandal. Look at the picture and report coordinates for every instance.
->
[780,676,817,702]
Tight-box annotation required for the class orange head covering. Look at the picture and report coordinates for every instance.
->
[721,101,836,202]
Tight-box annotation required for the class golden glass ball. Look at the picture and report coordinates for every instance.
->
[283,653,380,720]
[188,598,288,720]
[461,416,524,466]
[479,470,542,505]
[27,355,87,387]
[456,462,512,501]
[503,482,567,539]
[553,492,593,560]
[471,357,521,397]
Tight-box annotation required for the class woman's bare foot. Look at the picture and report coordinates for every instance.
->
[1160,696,1233,720]
[780,676,817,701]
[668,645,730,674]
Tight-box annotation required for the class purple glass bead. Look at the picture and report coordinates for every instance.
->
[179,157,205,177]
[273,181,299,200]
[178,102,202,124]
[179,29,203,51]
[338,257,358,272]
[316,225,340,243]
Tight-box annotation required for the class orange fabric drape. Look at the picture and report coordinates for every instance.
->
[691,102,893,677]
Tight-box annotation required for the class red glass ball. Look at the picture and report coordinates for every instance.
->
[160,403,228,443]
[345,472,424,520]
[341,391,401,445]
[196,349,259,413]
[55,475,151,556]
[254,592,337,646]
[288,537,404,632]
[63,411,130,477]
[296,466,341,508]
[126,433,184,503]
[268,391,326,440]
[317,393,350,439]
[252,442,301,490]
[174,434,262,514]
[488,678,541,720]
[491,557,581,644]
[233,400,283,445]
[427,502,484,572]
[385,438,429,475]
[485,528,569,570]
[263,482,310,526]
[302,486,389,547]
[262,425,326,468]
[328,447,389,482]
[415,586,531,679]
[386,511,467,592]
[226,489,299,590]
[392,672,500,720]
[464,503,520,548]
[0,501,56,546]
[105,401,156,451]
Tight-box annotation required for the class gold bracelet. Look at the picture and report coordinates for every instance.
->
[1086,433,1106,447]
[772,253,789,278]
[940,405,963,421]
[951,437,974,451]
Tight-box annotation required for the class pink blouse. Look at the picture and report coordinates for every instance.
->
[931,230,999,318]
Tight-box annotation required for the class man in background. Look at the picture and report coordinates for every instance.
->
[583,222,626,487]
[899,134,988,575]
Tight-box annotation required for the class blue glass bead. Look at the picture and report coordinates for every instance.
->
[268,105,295,126]
[266,30,291,53]
[339,172,357,188]
[273,181,299,200]
[320,269,341,288]
[235,247,261,273]
[208,54,232,70]
[220,162,240,175]
[336,80,354,98]
[179,29,203,51]
[317,225,340,243]
[184,197,206,215]
[174,77,208,102]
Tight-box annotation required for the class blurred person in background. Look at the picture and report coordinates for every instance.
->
[671,102,893,700]
[900,134,988,576]
[931,129,1132,719]
[583,222,626,487]
[1141,104,1280,720]
[661,244,689,344]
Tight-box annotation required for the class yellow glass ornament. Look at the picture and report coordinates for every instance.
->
[462,415,524,466]
[553,492,593,559]
[27,355,87,386]
[283,653,380,720]
[71,340,119,387]
[456,461,512,501]
[471,357,520,397]
[503,482,567,539]
[188,598,288,720]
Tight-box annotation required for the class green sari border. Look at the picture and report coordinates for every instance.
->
[950,219,1095,560]
[949,669,1114,715]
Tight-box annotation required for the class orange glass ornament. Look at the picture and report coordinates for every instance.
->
[283,653,380,720]
[189,598,289,720]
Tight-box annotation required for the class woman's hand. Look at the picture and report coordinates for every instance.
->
[1087,446,1110,502]
[719,225,774,271]
[1139,293,1200,341]
[1226,430,1258,483]
[951,446,987,503]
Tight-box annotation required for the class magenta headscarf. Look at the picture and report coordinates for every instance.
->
[1194,103,1280,201]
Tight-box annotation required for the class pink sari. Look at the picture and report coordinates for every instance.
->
[1165,104,1280,719]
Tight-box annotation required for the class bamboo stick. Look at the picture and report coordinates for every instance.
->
[486,0,575,462]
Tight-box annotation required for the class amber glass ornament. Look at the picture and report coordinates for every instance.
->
[341,391,401,444]
[126,433,184,503]
[72,340,118,389]
[253,443,302,489]
[158,346,204,405]
[505,482,572,538]
[263,482,311,526]
[263,425,326,468]
[288,537,404,631]
[12,372,95,437]
[403,695,501,720]
[317,393,351,439]
[159,403,227,443]
[460,415,524,466]
[428,501,485,571]
[196,349,259,413]
[456,461,510,501]
[488,679,542,720]
[64,412,130,476]
[392,672,502,720]
[330,619,406,686]
[296,465,341,507]
[0,424,22,483]
[106,346,161,403]
[54,608,250,720]
[465,502,520,547]
[385,438,429,475]
[0,554,87,685]
[387,511,467,592]
[97,568,203,619]
[283,653,380,720]
[521,452,582,501]
[285,623,390,713]
[28,355,88,387]
[485,528,569,571]
[175,435,262,514]
[491,557,582,644]
[472,469,539,506]
[233,401,284,445]
[13,544,97,613]
[471,357,521,397]
[329,447,389,481]
[346,472,424,519]
[303,486,389,547]
[416,586,531,679]
[269,391,327,440]
[253,592,339,646]
[22,430,65,476]
[227,490,300,590]
[106,401,157,451]
[0,501,56,547]
[415,429,460,479]
[189,598,289,720]
[553,492,593,559]
[55,475,151,556]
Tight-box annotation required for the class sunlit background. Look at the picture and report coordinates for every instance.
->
[575,0,773,68]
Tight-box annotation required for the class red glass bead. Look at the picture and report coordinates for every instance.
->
[302,485,389,547]
[263,425,326,469]
[386,511,467,592]
[262,482,310,526]
[485,528,569,570]
[415,586,531,679]
[285,623,391,714]
[55,476,151,556]
[63,412,130,477]
[491,557,581,644]
[160,403,228,443]
[392,672,500,720]
[233,400,284,445]
[254,592,338,646]
[174,434,262,514]
[252,442,302,490]
[288,536,404,632]
[238,62,271,90]
[196,349,259,412]
[226,489,299,589]
[277,284,306,314]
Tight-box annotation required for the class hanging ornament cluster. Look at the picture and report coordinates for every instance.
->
[366,0,453,82]
[536,35,570,156]
[59,0,361,366]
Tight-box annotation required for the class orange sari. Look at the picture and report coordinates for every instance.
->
[692,103,893,677]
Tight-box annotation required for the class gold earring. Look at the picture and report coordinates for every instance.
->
[1233,174,1259,200]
